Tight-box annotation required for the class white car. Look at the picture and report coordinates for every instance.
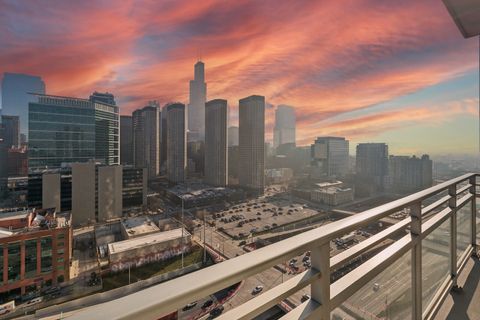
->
[26,297,43,306]
[252,285,264,295]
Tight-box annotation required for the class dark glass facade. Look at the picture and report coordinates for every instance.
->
[123,167,146,207]
[28,97,95,170]
[25,239,37,278]
[28,95,119,170]
[94,104,119,165]
[7,242,21,282]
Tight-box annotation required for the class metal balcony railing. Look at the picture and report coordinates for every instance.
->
[71,173,479,320]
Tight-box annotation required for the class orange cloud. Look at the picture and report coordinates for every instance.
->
[0,0,478,150]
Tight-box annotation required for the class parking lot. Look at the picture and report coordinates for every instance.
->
[207,197,321,239]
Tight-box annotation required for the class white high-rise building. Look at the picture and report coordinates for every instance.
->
[239,95,265,192]
[205,99,228,186]
[188,61,207,141]
[273,105,296,149]
[166,103,187,183]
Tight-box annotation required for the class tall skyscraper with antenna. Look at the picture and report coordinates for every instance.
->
[188,61,207,141]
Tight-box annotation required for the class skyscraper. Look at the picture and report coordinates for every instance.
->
[89,92,116,105]
[132,102,160,177]
[1,115,20,148]
[239,95,265,192]
[388,155,433,193]
[188,61,207,141]
[120,115,133,165]
[28,93,119,170]
[205,99,228,186]
[1,73,45,139]
[166,103,187,183]
[228,126,239,147]
[273,105,296,149]
[310,137,349,178]
[160,105,168,171]
[355,143,389,195]
[90,93,120,166]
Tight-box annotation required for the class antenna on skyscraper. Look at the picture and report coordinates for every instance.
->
[196,48,202,62]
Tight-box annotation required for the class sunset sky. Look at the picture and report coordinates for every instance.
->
[0,0,478,155]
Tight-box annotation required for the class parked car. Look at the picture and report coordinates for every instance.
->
[183,301,197,311]
[301,294,311,302]
[209,305,225,318]
[251,285,264,295]
[26,297,43,306]
[202,299,214,309]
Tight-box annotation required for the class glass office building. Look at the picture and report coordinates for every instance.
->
[28,94,119,170]
[93,102,120,165]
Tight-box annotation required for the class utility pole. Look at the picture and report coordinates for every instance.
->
[203,210,207,263]
[181,198,184,269]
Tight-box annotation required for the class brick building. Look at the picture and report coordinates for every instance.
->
[0,208,72,302]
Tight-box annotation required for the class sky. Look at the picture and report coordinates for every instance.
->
[0,0,478,155]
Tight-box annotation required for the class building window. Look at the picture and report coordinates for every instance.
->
[7,242,21,282]
[57,233,65,240]
[25,239,37,278]
[41,237,52,273]
[0,246,3,285]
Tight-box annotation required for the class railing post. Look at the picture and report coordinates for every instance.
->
[410,201,422,320]
[448,184,458,287]
[310,243,330,319]
[470,176,477,254]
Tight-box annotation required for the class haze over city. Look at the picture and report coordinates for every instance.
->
[0,0,478,155]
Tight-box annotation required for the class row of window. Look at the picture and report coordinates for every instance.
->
[29,122,95,132]
[30,103,95,116]
[29,141,96,149]
[0,234,66,283]
[29,131,96,141]
[30,112,94,124]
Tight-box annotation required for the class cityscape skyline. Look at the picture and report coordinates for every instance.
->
[0,1,478,157]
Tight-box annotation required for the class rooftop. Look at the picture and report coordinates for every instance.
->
[108,228,188,255]
[121,216,160,238]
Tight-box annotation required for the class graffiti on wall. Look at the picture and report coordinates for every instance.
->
[110,244,192,272]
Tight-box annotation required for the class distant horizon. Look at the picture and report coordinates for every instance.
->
[1,0,478,155]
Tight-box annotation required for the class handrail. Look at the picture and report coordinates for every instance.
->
[69,173,478,320]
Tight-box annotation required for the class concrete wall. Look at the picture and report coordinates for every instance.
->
[72,162,96,227]
[109,235,192,272]
[98,165,123,221]
[42,173,60,210]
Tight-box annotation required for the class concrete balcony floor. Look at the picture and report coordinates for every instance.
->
[435,254,480,320]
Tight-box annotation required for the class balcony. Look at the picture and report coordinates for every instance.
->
[66,173,479,320]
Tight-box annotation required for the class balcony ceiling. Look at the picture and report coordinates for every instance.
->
[442,0,480,38]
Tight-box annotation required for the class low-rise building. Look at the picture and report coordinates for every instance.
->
[0,209,72,302]
[108,228,191,272]
[311,186,354,206]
